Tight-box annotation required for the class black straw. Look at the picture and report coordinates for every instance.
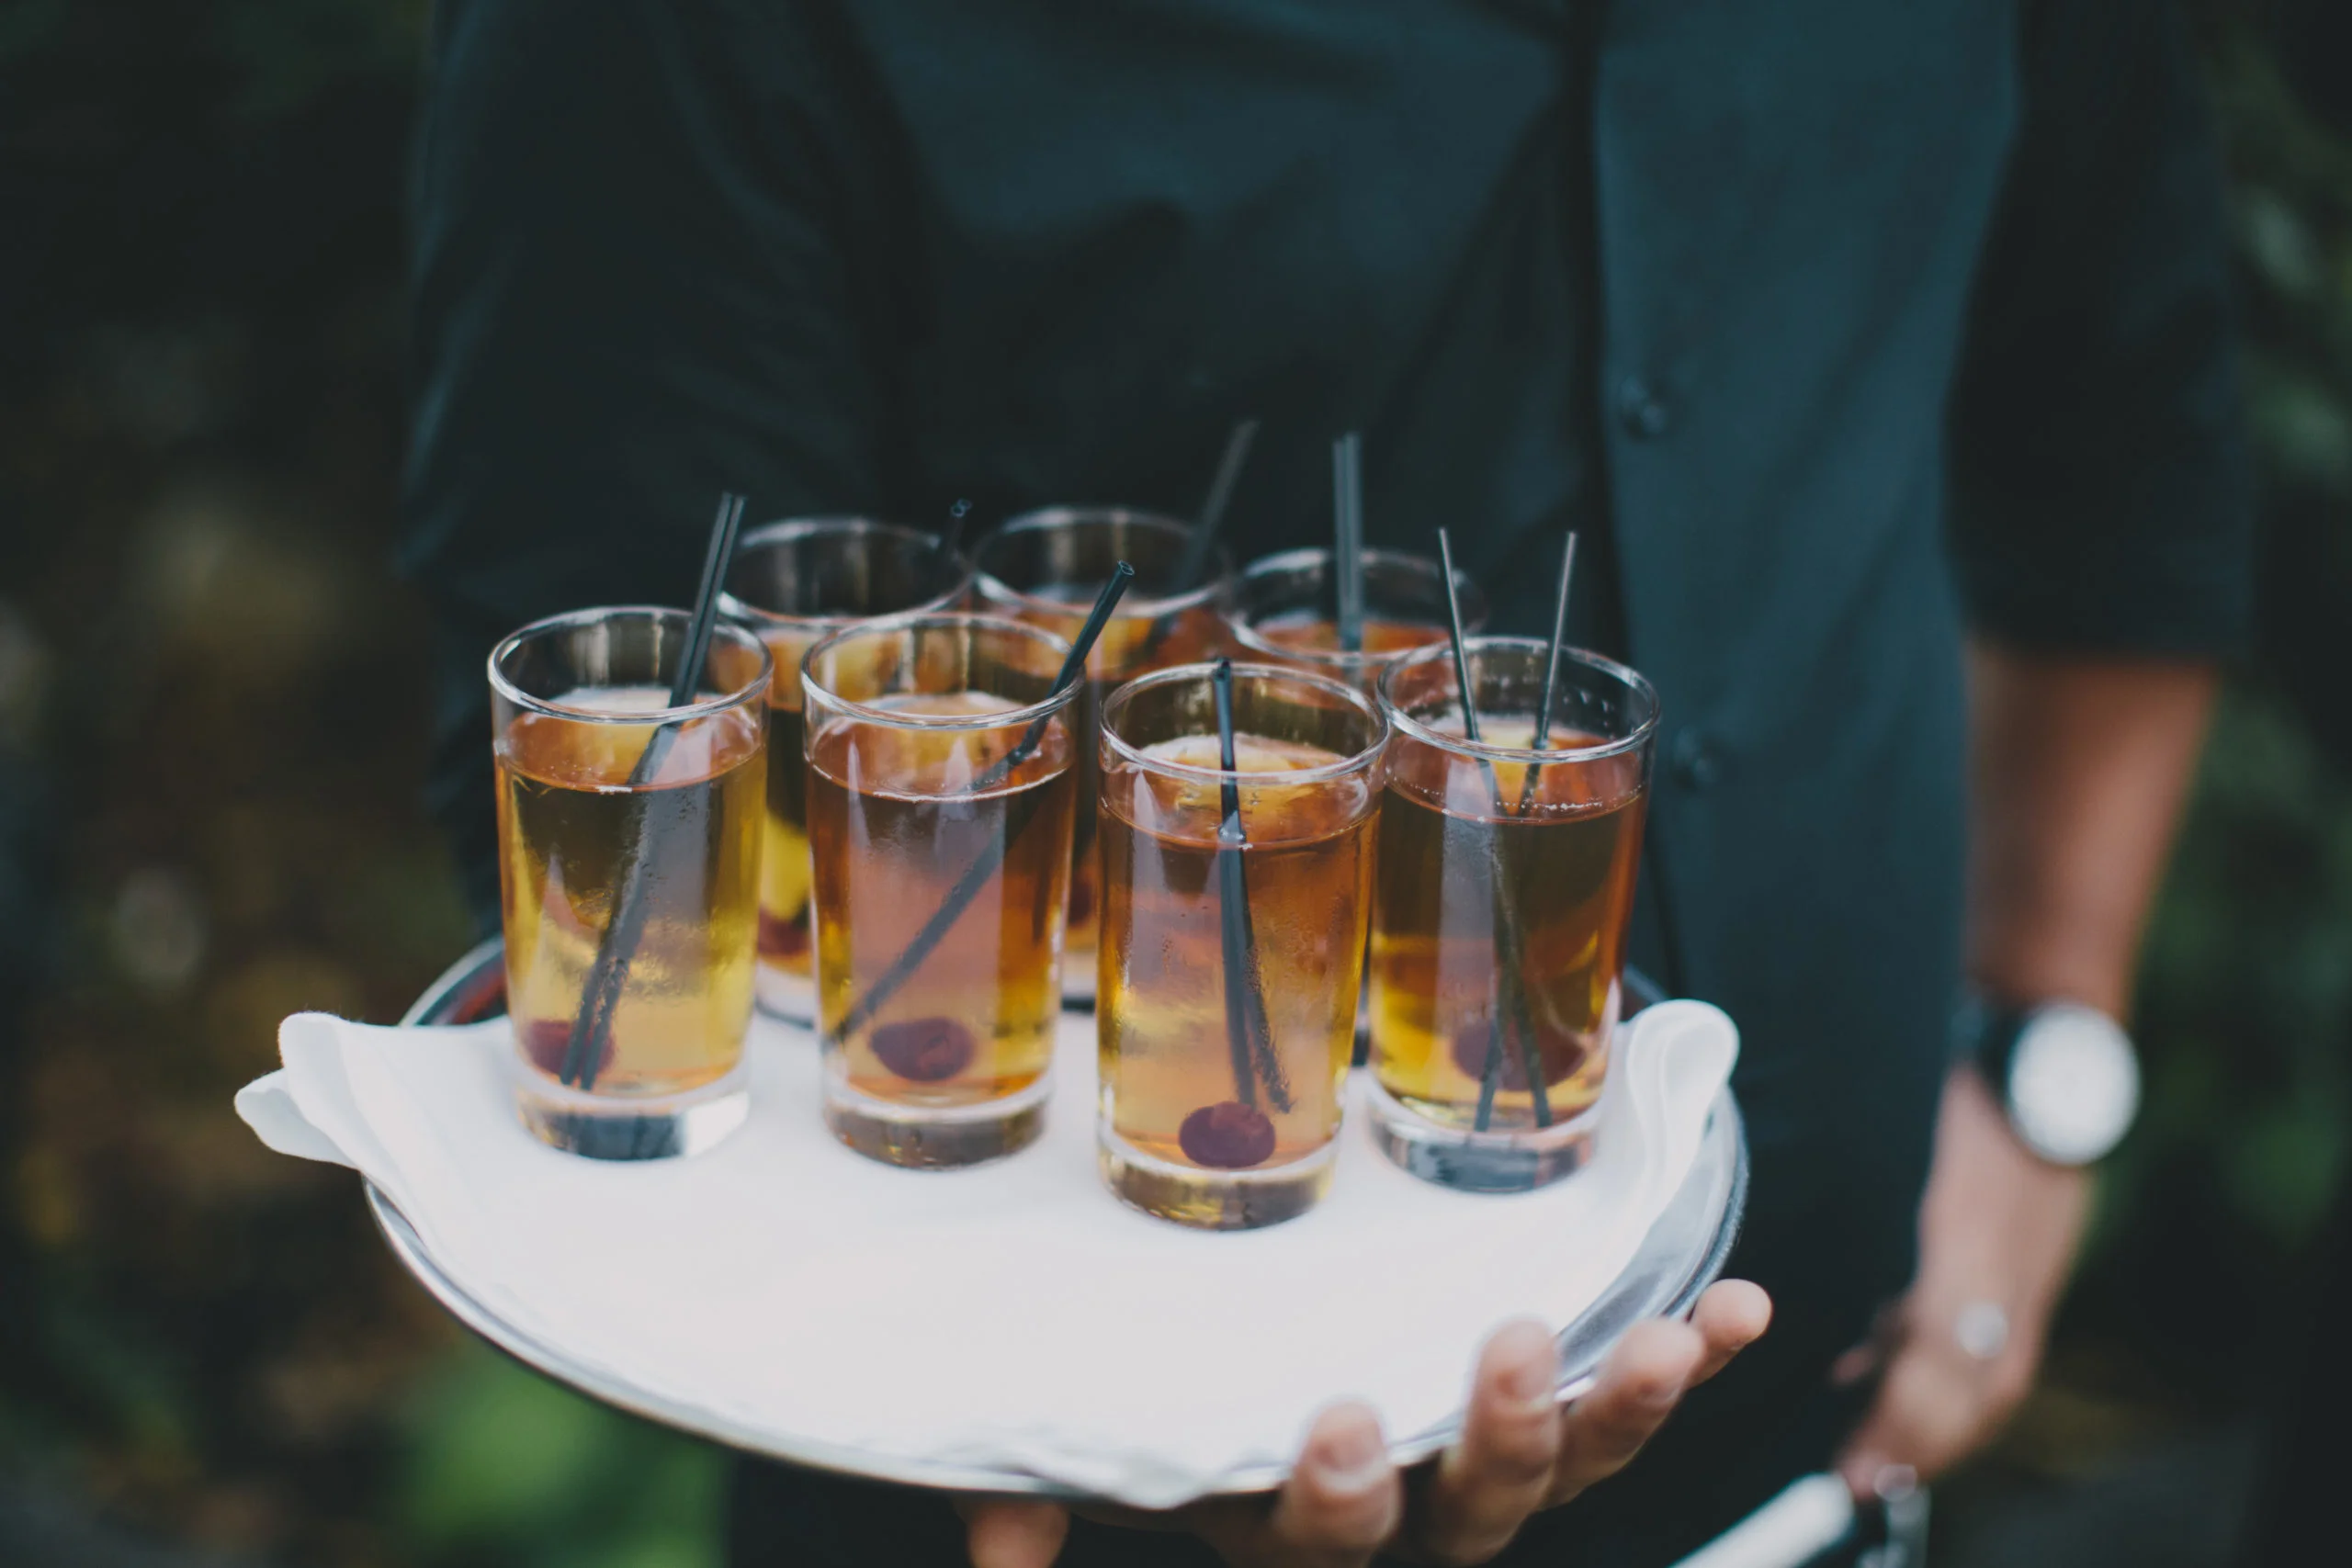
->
[1171,419,1261,591]
[1211,659,1290,1113]
[970,563,1136,792]
[1435,529,1482,745]
[1332,433,1366,655]
[1514,531,1578,815]
[827,565,1135,1044]
[561,491,749,1090]
[1435,529,1554,1132]
[941,497,977,555]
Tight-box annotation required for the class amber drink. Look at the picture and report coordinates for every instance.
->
[1225,546,1487,696]
[1368,638,1657,1190]
[491,608,772,1158]
[803,615,1080,1167]
[718,519,972,1024]
[1096,663,1385,1227]
[974,509,1230,1002]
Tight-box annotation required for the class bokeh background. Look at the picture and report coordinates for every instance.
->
[2,5,2346,1565]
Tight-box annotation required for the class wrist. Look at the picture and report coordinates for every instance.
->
[1962,961,2131,1023]
[1916,1070,2090,1367]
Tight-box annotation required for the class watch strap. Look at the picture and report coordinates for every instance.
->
[1949,990,2030,1089]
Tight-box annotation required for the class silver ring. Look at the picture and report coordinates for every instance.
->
[1954,1300,2010,1361]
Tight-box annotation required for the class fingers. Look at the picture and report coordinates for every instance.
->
[1688,1280,1773,1386]
[1544,1317,1704,1506]
[1196,1403,1400,1568]
[1829,1299,1902,1389]
[958,1500,1071,1568]
[1834,1313,2031,1498]
[1411,1318,1566,1564]
[958,1288,1772,1568]
[1835,1348,1973,1498]
[1541,1282,1769,1507]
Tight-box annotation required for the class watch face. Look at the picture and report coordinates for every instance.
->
[2007,1003,2140,1166]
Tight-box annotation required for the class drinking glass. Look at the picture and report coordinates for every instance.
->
[718,518,972,1023]
[1223,546,1488,695]
[802,614,1081,1168]
[1368,638,1658,1190]
[972,507,1231,1002]
[1096,662,1385,1228]
[491,607,772,1158]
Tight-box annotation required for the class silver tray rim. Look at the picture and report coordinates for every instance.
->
[373,935,1747,1500]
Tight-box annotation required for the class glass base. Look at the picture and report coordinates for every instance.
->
[515,1057,751,1161]
[823,1072,1050,1169]
[1363,1077,1599,1192]
[1060,952,1097,1009]
[753,959,815,1026]
[1097,1129,1337,1230]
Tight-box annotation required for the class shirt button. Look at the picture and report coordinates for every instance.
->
[1670,728,1724,790]
[1617,375,1673,440]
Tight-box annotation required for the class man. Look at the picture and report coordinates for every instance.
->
[403,2,2248,1563]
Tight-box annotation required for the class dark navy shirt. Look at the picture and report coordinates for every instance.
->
[403,3,2250,1561]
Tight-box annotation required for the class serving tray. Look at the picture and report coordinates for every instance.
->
[379,936,1747,1499]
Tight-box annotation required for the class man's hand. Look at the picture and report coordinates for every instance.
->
[1833,1066,2089,1495]
[959,1280,1770,1568]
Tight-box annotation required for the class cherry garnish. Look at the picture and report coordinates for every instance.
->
[869,1016,976,1082]
[520,1016,614,1084]
[1178,1100,1278,1169]
[1449,1019,1588,1094]
[757,910,811,960]
[520,1017,571,1077]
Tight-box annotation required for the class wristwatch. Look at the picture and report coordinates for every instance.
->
[1951,991,2142,1167]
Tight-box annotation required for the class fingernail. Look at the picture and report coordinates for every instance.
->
[1503,1355,1555,1409]
[1311,1423,1385,1490]
[1631,1373,1685,1416]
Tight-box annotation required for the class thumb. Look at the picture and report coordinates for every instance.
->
[957,1499,1071,1568]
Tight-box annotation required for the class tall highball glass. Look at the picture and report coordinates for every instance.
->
[718,518,972,1023]
[1096,662,1385,1228]
[1367,638,1658,1191]
[1223,546,1488,696]
[491,607,772,1159]
[973,507,1231,1002]
[802,613,1081,1168]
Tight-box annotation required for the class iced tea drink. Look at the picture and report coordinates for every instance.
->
[1368,638,1657,1190]
[491,608,772,1158]
[1096,663,1384,1227]
[718,519,971,1023]
[803,614,1080,1167]
[973,509,1229,1002]
[1224,546,1488,695]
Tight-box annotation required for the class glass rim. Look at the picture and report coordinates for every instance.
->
[1376,637,1660,765]
[716,515,973,630]
[488,605,773,725]
[1100,660,1390,784]
[1221,545,1489,667]
[972,506,1231,619]
[799,611,1083,733]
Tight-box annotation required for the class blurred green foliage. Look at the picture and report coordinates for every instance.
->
[400,1345,723,1568]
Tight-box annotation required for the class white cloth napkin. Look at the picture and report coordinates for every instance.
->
[237,1000,1736,1507]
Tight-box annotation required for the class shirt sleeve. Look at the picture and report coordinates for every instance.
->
[1946,0,2254,658]
[400,0,888,919]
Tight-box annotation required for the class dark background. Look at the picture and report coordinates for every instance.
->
[2,5,2346,1565]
